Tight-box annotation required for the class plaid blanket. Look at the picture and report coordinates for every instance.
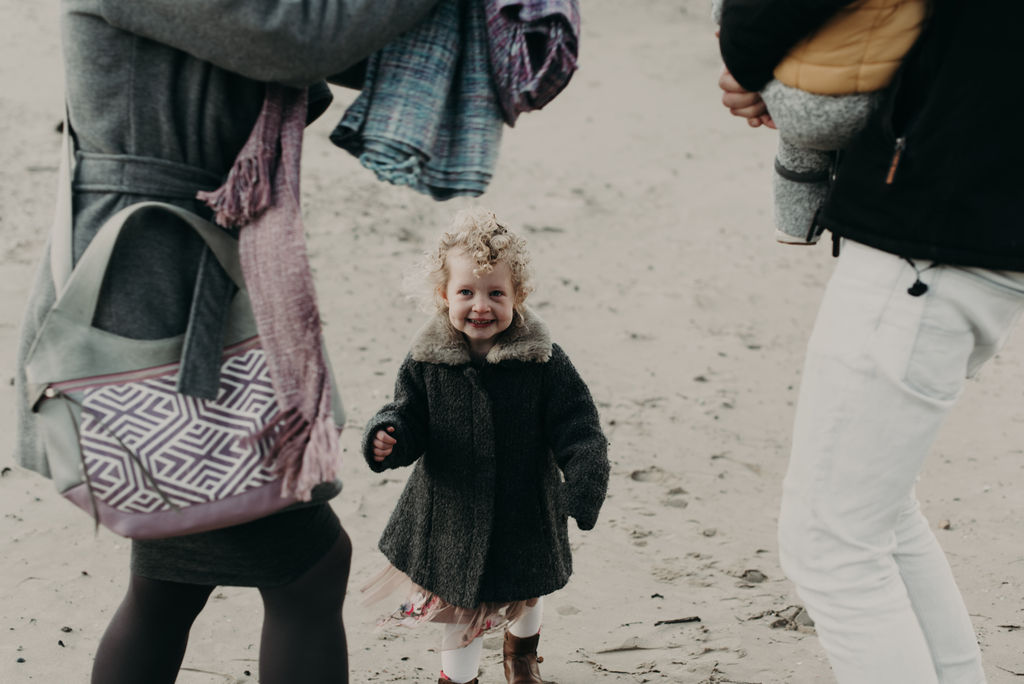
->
[330,0,503,200]
[485,0,580,125]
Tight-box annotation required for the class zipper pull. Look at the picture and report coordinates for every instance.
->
[885,136,906,185]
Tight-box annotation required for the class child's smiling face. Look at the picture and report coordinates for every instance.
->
[442,249,516,357]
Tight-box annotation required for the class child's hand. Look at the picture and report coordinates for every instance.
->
[372,426,397,461]
[560,483,600,531]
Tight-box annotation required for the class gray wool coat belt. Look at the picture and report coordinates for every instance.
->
[362,308,610,608]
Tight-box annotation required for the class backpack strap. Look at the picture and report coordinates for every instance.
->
[49,106,74,291]
[55,201,244,324]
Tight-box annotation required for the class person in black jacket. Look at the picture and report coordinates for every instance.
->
[718,1,1024,682]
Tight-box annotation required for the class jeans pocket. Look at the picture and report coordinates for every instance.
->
[903,297,973,402]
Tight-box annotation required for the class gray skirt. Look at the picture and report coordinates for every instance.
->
[131,499,342,587]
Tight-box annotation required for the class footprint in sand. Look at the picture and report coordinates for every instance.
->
[661,486,689,509]
[629,465,665,483]
[630,528,654,547]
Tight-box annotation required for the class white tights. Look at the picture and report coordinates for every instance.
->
[440,598,544,683]
[440,630,483,683]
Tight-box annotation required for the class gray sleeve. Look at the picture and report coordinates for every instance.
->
[97,0,440,86]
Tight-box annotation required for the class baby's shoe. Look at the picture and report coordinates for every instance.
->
[503,631,544,683]
[773,158,828,245]
[771,137,835,245]
[438,676,477,684]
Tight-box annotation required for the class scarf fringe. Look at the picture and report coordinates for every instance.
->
[197,154,274,228]
[199,85,283,228]
[252,395,339,502]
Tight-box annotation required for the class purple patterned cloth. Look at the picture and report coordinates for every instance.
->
[484,0,580,125]
[198,85,339,502]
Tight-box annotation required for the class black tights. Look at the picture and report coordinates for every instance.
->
[91,528,352,684]
[257,528,351,683]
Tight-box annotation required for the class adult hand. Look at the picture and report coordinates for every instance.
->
[372,426,397,461]
[718,68,776,129]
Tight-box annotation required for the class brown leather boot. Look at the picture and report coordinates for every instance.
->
[502,631,543,683]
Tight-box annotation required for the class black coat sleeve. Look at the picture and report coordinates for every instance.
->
[544,345,610,531]
[719,0,857,92]
[361,356,430,473]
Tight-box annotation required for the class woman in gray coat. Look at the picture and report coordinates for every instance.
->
[15,2,438,682]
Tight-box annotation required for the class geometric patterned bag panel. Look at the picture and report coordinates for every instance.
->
[79,347,280,514]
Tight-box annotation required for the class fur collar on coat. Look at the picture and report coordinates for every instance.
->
[409,306,552,366]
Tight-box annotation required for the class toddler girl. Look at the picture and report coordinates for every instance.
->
[361,209,610,683]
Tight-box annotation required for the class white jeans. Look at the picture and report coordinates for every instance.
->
[779,240,1024,683]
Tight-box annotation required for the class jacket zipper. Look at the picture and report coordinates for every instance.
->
[885,136,906,185]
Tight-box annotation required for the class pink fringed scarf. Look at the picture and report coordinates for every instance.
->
[198,84,339,501]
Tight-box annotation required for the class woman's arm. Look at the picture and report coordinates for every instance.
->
[97,0,440,86]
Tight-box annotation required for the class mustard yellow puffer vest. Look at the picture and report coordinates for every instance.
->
[774,0,927,95]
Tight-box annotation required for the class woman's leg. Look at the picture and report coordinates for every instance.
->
[893,496,986,681]
[257,526,352,684]
[778,240,1022,683]
[91,574,214,684]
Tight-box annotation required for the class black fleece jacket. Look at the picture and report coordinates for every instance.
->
[719,0,1024,270]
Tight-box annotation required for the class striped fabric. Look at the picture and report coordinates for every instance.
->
[331,0,503,200]
[79,346,280,515]
[484,0,580,125]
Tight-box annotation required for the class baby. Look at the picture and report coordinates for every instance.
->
[714,0,926,243]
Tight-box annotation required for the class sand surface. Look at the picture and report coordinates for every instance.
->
[2,1,1023,682]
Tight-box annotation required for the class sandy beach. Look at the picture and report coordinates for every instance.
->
[2,1,1023,682]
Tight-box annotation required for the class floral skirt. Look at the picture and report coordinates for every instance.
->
[362,564,538,650]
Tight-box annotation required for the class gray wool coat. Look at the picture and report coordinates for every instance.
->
[15,0,440,475]
[361,309,610,609]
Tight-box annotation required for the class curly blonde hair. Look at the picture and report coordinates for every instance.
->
[423,208,533,315]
